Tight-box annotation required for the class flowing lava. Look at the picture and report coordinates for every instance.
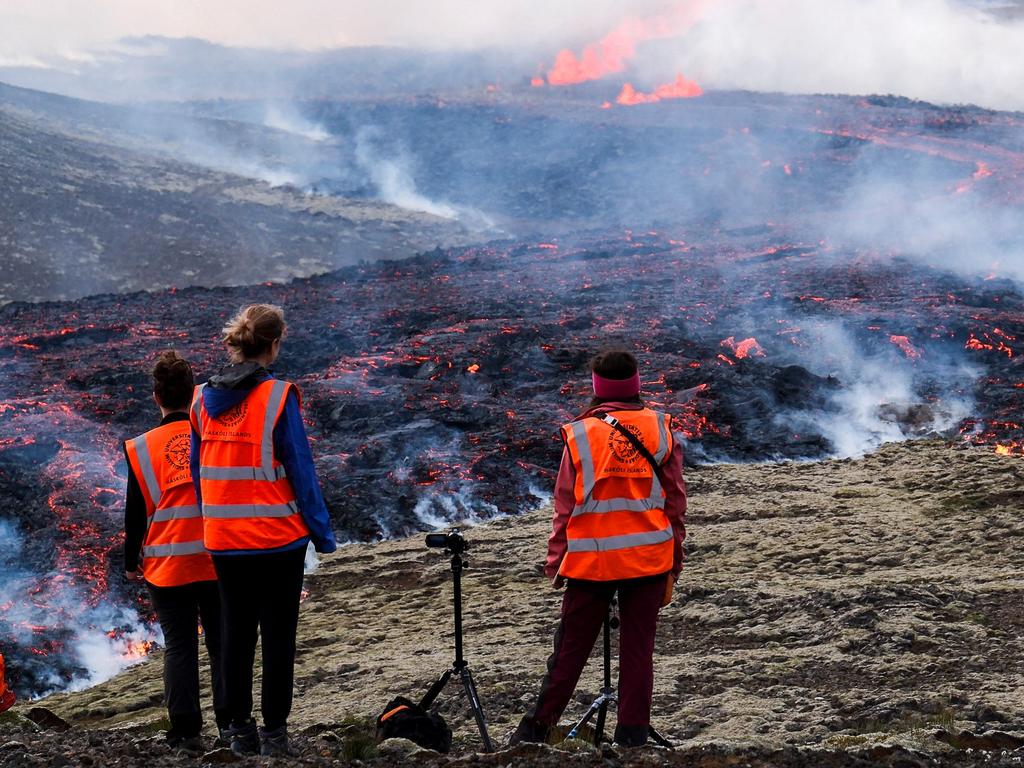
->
[534,3,707,86]
[721,336,766,360]
[616,73,703,106]
[889,335,923,360]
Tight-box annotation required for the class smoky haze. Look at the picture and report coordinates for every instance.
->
[1,1,1022,109]
[650,0,1024,111]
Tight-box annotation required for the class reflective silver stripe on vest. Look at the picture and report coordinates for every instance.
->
[191,383,206,430]
[261,380,290,481]
[129,434,161,508]
[570,420,595,491]
[571,412,666,517]
[199,465,288,481]
[566,525,673,554]
[142,539,207,558]
[150,505,202,524]
[202,502,299,519]
[573,482,664,516]
[654,413,669,464]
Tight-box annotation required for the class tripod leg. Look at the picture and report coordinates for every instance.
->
[420,668,453,710]
[648,726,674,750]
[459,665,494,753]
[566,696,604,740]
[593,696,609,746]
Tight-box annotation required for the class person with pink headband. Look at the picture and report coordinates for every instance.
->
[511,349,687,748]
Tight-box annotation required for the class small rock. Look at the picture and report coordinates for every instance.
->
[376,737,424,759]
[24,707,71,733]
[0,741,26,752]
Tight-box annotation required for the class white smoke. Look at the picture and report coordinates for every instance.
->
[824,170,1024,283]
[775,321,977,458]
[354,126,459,219]
[656,0,1024,111]
[263,104,330,142]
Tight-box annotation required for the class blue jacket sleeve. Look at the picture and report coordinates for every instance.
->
[274,391,337,554]
[190,427,202,508]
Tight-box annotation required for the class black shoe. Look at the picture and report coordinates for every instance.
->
[213,727,232,749]
[259,725,299,757]
[612,723,648,748]
[508,716,550,747]
[165,732,203,752]
[227,720,260,755]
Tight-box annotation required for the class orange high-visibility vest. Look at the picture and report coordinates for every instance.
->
[125,420,216,587]
[0,652,14,713]
[559,408,674,581]
[190,379,310,552]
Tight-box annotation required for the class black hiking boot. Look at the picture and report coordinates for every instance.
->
[165,731,203,752]
[507,716,550,747]
[227,720,260,755]
[612,723,649,747]
[259,725,299,757]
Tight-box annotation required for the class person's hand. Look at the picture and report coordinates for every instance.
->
[125,568,143,582]
[552,575,565,590]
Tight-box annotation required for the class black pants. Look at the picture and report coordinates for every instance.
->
[147,579,229,737]
[212,547,305,730]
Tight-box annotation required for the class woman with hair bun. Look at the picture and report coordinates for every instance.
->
[512,349,687,748]
[123,350,227,751]
[189,303,336,758]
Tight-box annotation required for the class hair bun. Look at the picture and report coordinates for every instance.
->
[152,350,194,410]
[221,304,286,362]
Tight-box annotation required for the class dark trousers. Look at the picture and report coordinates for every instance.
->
[529,574,664,742]
[212,547,305,730]
[147,579,228,737]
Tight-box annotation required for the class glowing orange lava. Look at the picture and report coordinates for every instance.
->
[721,336,765,359]
[537,3,706,87]
[889,335,922,359]
[616,73,703,106]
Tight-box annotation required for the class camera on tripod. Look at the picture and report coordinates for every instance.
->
[424,527,468,555]
[417,526,493,751]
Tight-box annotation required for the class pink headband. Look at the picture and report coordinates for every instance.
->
[592,371,641,400]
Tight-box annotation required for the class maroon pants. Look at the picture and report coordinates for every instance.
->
[529,574,665,737]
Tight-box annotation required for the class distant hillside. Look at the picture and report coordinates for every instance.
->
[0,81,474,303]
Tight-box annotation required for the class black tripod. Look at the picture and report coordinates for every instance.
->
[420,535,494,752]
[565,597,673,749]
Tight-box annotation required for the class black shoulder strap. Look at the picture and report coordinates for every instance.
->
[591,413,662,476]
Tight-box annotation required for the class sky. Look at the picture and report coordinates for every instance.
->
[0,0,663,64]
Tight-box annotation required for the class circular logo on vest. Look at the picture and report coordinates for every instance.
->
[163,433,191,470]
[607,423,645,464]
[215,401,248,428]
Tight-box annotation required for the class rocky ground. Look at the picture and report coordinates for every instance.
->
[3,439,1024,766]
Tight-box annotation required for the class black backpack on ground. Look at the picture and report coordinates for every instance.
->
[375,695,453,753]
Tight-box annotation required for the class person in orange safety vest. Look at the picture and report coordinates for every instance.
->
[190,303,336,758]
[0,651,15,714]
[123,350,227,750]
[511,349,686,748]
